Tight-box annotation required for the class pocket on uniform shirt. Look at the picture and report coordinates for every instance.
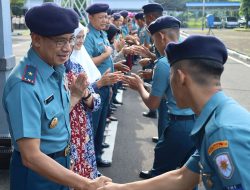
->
[44,99,63,122]
[96,43,105,54]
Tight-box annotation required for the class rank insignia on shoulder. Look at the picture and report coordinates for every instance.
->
[22,65,37,85]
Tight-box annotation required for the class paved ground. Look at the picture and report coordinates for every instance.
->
[183,28,250,57]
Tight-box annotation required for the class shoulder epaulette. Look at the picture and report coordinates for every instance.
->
[22,65,37,85]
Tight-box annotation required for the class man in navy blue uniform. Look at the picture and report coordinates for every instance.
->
[84,3,114,167]
[98,35,250,190]
[124,16,195,180]
[2,3,111,190]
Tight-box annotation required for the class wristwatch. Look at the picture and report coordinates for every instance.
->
[82,91,91,101]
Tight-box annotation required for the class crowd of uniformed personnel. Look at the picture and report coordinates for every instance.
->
[2,1,250,190]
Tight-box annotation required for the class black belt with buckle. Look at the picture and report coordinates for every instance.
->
[169,114,195,121]
[47,144,70,159]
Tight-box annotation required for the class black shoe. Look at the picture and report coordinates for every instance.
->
[110,107,117,112]
[97,159,112,167]
[106,118,111,124]
[113,98,123,105]
[142,111,157,119]
[139,170,153,179]
[109,116,118,121]
[102,142,110,148]
[111,103,118,109]
[152,136,158,143]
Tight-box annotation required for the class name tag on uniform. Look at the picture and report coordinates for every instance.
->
[44,94,54,105]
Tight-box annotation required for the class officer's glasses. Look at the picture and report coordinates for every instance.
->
[46,37,76,48]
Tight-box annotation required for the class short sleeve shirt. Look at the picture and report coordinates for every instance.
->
[186,91,250,189]
[151,57,169,98]
[3,48,71,154]
[84,23,114,75]
[137,25,151,46]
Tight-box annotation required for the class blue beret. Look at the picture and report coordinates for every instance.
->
[135,12,144,20]
[165,35,228,66]
[106,24,120,42]
[113,13,121,21]
[119,10,129,18]
[148,16,180,35]
[142,3,163,14]
[25,2,79,36]
[86,3,109,14]
[107,8,112,15]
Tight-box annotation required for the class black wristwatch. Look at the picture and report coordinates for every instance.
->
[82,91,91,101]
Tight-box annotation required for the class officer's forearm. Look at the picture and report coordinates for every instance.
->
[137,86,152,108]
[123,167,199,190]
[92,53,110,66]
[70,96,81,111]
[17,138,92,190]
[139,90,161,110]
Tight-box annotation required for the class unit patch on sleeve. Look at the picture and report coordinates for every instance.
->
[208,140,228,155]
[215,153,234,179]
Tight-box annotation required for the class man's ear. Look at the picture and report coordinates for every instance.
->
[31,33,41,47]
[177,69,186,85]
[88,14,93,21]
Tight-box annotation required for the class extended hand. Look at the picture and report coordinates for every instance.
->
[123,73,144,91]
[132,45,151,58]
[114,60,130,73]
[138,69,153,80]
[138,58,151,67]
[97,182,124,190]
[99,69,124,87]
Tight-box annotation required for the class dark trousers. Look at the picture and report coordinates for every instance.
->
[157,99,169,138]
[92,86,110,161]
[152,118,196,176]
[10,150,69,190]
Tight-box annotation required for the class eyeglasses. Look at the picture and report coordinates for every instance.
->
[46,37,76,48]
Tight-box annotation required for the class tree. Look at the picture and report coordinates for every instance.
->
[11,0,25,16]
[240,0,250,28]
[154,0,186,11]
[10,0,25,5]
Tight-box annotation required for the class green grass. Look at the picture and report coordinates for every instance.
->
[187,18,203,28]
[234,28,250,32]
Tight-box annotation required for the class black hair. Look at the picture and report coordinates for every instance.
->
[150,11,163,19]
[172,59,224,86]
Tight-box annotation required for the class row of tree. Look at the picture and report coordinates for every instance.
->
[10,0,249,28]
[155,0,241,11]
[155,0,249,27]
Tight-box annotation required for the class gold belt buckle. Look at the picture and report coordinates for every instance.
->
[64,144,70,156]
